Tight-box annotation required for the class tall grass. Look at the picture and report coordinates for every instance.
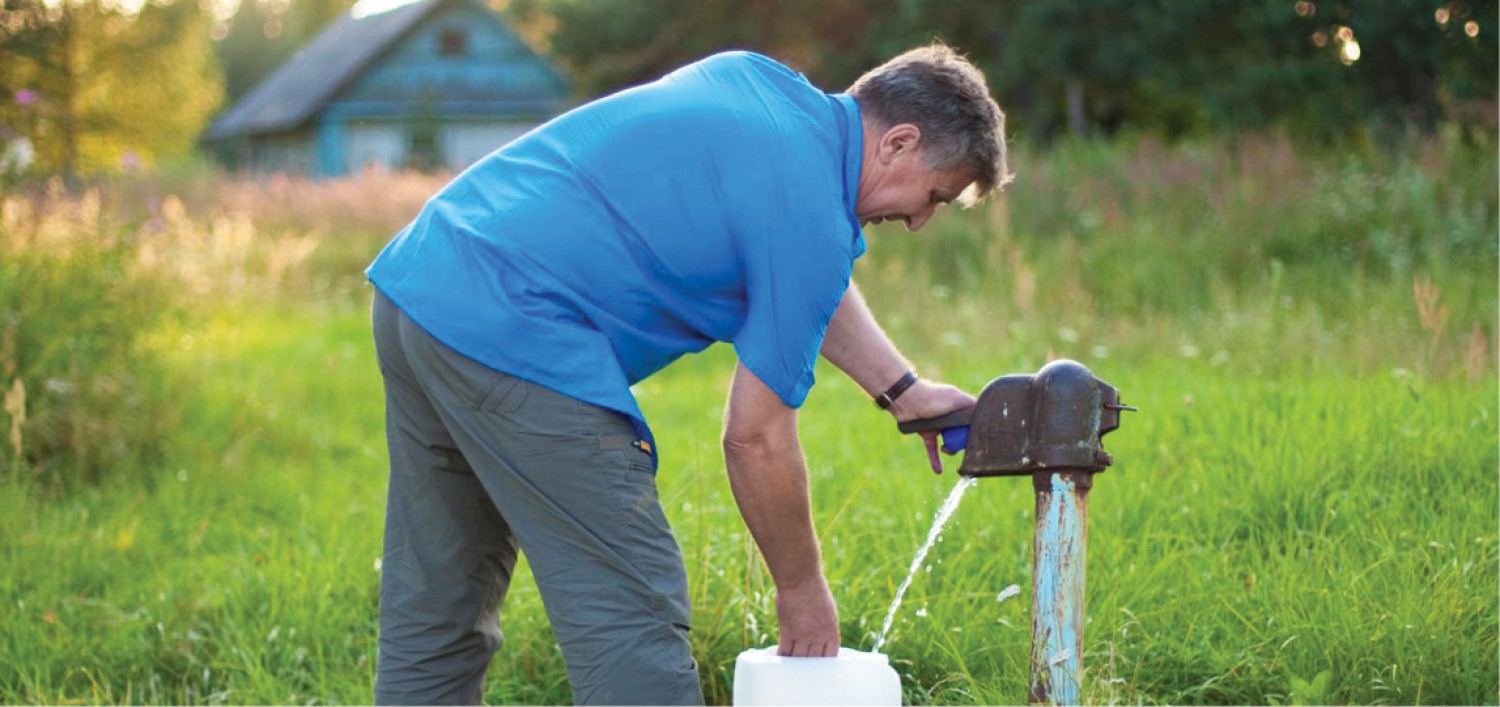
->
[0,184,178,490]
[0,133,1494,704]
[0,176,341,492]
[861,133,1496,382]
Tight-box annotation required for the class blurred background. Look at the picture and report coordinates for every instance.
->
[0,0,1495,178]
[0,1,1496,704]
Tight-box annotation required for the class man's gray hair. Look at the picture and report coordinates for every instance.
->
[848,43,1012,205]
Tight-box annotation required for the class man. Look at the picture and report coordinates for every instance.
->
[367,43,1010,705]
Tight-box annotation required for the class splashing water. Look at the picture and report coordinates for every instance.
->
[872,476,978,653]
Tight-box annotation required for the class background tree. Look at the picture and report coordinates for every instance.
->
[505,0,884,98]
[78,0,224,170]
[5,0,1493,178]
[214,0,350,103]
[503,0,1496,141]
[0,0,224,177]
[1,0,79,177]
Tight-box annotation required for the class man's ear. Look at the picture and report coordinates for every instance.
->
[878,123,923,164]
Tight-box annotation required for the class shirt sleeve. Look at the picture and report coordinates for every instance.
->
[732,211,857,408]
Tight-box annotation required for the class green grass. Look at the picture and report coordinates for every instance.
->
[1,297,1492,705]
[0,134,1495,704]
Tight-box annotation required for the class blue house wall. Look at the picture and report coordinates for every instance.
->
[337,1,565,113]
[313,0,567,176]
[207,0,569,177]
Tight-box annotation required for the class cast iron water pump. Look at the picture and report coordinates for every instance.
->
[957,360,1128,477]
[900,359,1134,705]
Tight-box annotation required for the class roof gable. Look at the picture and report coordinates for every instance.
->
[334,0,568,112]
[205,0,567,140]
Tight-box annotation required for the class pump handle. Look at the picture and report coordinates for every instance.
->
[896,409,973,434]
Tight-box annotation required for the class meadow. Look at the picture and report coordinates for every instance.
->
[0,133,1495,705]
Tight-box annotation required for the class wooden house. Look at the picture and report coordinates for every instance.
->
[203,0,570,176]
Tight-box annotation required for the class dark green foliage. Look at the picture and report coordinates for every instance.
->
[505,0,1497,140]
[0,0,222,176]
[215,0,355,104]
[505,0,884,96]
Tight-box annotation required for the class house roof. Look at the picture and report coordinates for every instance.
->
[204,0,560,140]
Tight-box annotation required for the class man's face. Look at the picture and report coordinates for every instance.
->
[854,125,975,232]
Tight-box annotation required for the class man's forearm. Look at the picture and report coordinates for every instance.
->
[820,280,977,462]
[821,281,913,396]
[723,425,824,592]
[723,362,840,654]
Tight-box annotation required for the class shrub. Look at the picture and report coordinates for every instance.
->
[0,183,180,490]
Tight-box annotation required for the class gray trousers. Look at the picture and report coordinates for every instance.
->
[370,290,703,706]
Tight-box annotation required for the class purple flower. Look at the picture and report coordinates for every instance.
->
[15,90,37,106]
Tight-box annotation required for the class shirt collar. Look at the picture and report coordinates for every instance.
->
[831,92,866,259]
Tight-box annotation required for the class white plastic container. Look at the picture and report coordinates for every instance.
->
[732,647,902,706]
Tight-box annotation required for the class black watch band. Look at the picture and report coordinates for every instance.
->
[874,371,918,410]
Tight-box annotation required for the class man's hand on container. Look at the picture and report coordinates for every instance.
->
[775,576,840,657]
[890,379,976,474]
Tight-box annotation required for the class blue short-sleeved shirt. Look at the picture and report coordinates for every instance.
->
[367,51,865,463]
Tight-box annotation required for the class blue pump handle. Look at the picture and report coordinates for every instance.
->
[939,425,968,454]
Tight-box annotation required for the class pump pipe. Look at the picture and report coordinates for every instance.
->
[1029,470,1089,704]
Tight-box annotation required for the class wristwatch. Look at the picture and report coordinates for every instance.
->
[873,371,918,410]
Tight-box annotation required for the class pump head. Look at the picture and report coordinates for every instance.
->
[959,359,1131,477]
[898,360,1134,477]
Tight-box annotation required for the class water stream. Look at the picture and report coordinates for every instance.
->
[871,475,978,653]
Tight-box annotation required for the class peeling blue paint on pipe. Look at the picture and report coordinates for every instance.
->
[1030,472,1089,705]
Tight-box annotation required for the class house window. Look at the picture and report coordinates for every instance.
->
[439,28,468,56]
